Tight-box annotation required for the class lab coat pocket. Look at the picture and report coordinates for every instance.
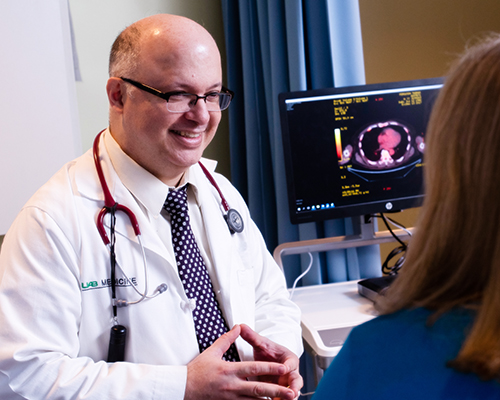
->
[237,267,255,287]
[232,266,256,334]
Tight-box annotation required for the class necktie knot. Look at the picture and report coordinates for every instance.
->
[163,185,189,216]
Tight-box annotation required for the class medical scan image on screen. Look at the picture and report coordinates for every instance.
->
[338,120,423,170]
[279,79,442,224]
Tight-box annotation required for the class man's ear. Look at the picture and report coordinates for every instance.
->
[106,77,126,112]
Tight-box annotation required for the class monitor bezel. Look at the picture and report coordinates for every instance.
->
[278,77,444,224]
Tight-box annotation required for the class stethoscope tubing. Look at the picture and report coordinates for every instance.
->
[197,160,230,212]
[93,130,240,245]
[93,130,141,246]
[92,130,242,311]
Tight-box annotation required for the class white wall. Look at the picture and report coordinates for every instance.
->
[68,0,230,175]
[0,0,81,234]
[0,0,228,237]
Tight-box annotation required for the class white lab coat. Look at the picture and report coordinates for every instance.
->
[0,136,302,400]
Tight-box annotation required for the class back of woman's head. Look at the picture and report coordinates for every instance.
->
[428,33,500,221]
[377,33,500,380]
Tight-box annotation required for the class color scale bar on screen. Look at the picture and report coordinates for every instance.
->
[335,128,343,161]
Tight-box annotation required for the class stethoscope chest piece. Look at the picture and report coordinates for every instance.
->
[198,160,244,235]
[225,208,244,234]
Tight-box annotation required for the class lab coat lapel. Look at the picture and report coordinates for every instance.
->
[194,164,238,325]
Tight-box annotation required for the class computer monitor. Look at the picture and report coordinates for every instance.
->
[278,77,443,224]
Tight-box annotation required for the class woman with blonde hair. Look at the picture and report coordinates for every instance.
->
[312,33,500,399]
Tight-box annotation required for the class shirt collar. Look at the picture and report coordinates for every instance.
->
[103,130,215,216]
[104,130,170,216]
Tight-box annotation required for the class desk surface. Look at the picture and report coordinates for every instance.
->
[290,280,377,358]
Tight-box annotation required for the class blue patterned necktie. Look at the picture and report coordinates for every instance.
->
[163,185,240,362]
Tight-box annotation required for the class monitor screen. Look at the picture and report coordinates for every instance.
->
[278,78,443,224]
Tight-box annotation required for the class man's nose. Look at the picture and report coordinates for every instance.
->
[185,98,211,124]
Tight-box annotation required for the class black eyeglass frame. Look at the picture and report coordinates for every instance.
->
[120,77,234,112]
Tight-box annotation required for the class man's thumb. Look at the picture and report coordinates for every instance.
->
[207,324,241,358]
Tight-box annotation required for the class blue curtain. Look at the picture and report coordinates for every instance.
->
[221,0,381,288]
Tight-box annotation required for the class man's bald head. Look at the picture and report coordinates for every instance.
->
[108,14,219,78]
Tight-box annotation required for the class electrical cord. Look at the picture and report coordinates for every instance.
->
[289,252,314,300]
[374,213,411,275]
[289,213,412,295]
[288,214,411,290]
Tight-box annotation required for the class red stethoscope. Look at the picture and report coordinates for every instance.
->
[93,130,244,244]
[93,130,243,361]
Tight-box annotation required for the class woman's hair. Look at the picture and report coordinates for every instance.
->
[376,33,500,380]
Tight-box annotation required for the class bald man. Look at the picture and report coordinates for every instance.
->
[0,14,302,400]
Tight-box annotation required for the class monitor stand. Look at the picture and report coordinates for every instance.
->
[273,215,413,271]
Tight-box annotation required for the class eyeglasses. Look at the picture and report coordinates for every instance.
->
[120,77,234,113]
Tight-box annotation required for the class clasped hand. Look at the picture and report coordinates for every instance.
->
[185,324,302,400]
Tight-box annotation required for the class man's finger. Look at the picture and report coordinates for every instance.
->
[234,360,288,379]
[204,324,241,358]
[241,380,296,400]
[239,323,278,358]
[284,368,303,397]
[239,323,264,347]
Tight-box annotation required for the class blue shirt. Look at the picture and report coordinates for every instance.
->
[312,307,500,399]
